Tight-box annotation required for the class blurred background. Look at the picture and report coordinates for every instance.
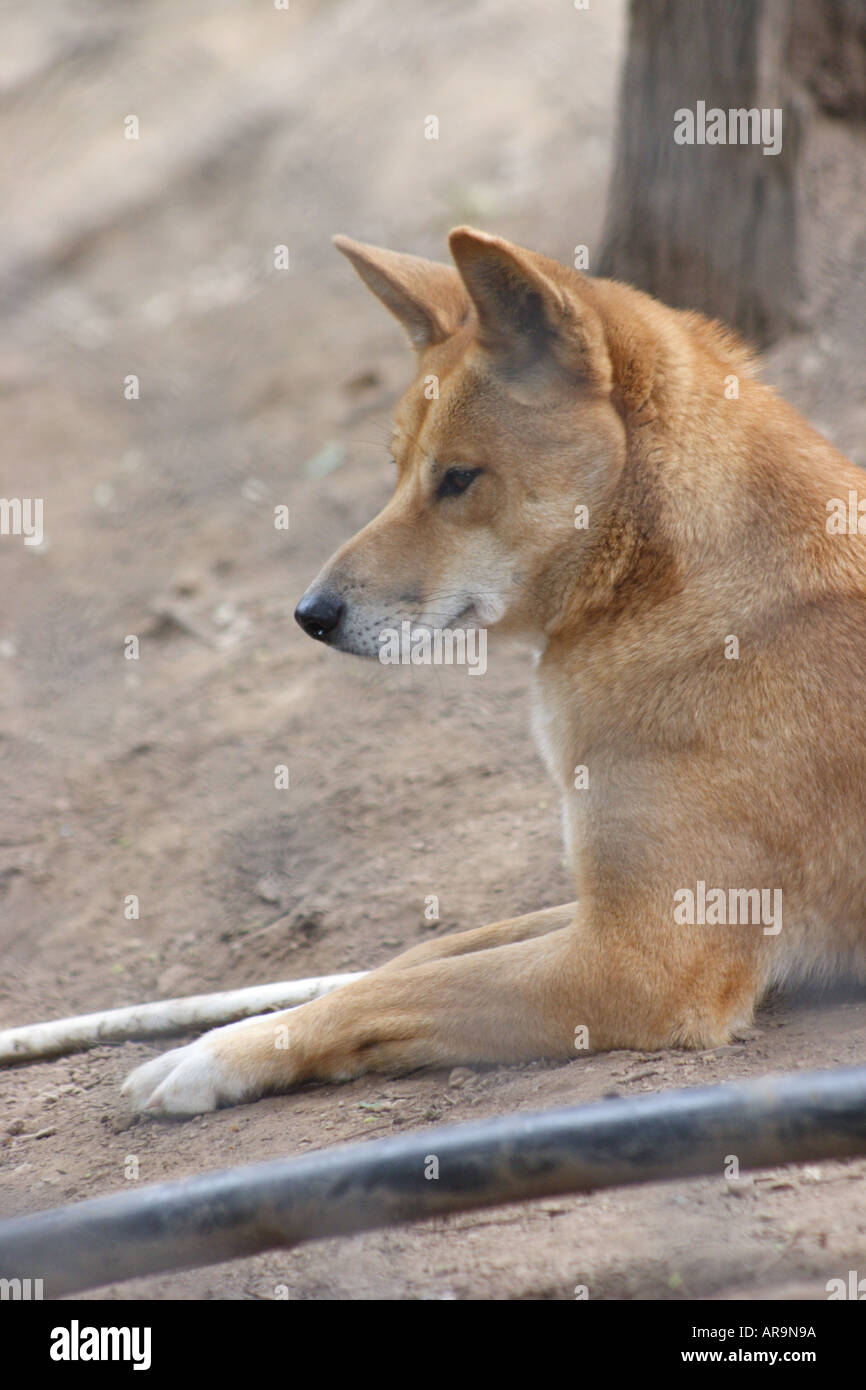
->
[1,0,865,1300]
[0,0,627,1024]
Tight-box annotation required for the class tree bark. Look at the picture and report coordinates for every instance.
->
[598,0,802,345]
[788,0,866,120]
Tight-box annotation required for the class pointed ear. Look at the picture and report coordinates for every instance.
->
[448,227,611,389]
[333,235,468,350]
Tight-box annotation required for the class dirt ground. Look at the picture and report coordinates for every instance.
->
[2,0,866,1300]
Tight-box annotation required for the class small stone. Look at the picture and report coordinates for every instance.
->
[255,876,283,905]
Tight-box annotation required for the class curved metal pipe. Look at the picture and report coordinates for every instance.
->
[2,1063,865,1298]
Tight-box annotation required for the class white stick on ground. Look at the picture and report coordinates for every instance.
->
[0,972,367,1064]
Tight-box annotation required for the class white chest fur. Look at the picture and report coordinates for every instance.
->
[529,661,587,874]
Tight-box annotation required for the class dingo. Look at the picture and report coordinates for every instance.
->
[125,228,866,1115]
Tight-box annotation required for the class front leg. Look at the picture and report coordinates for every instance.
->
[122,904,576,1116]
[124,927,580,1115]
[123,909,759,1116]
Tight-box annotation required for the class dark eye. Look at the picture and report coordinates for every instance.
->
[436,467,482,500]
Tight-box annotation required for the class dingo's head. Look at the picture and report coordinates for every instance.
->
[295,228,628,656]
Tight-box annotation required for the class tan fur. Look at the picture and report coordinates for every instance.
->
[124,228,866,1115]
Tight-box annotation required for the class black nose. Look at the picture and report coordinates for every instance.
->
[294,591,344,642]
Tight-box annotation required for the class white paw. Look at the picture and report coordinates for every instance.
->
[122,1032,248,1117]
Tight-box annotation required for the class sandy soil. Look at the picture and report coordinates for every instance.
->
[1,0,865,1300]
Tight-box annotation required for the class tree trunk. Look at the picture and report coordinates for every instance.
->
[598,0,802,346]
[788,0,866,120]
